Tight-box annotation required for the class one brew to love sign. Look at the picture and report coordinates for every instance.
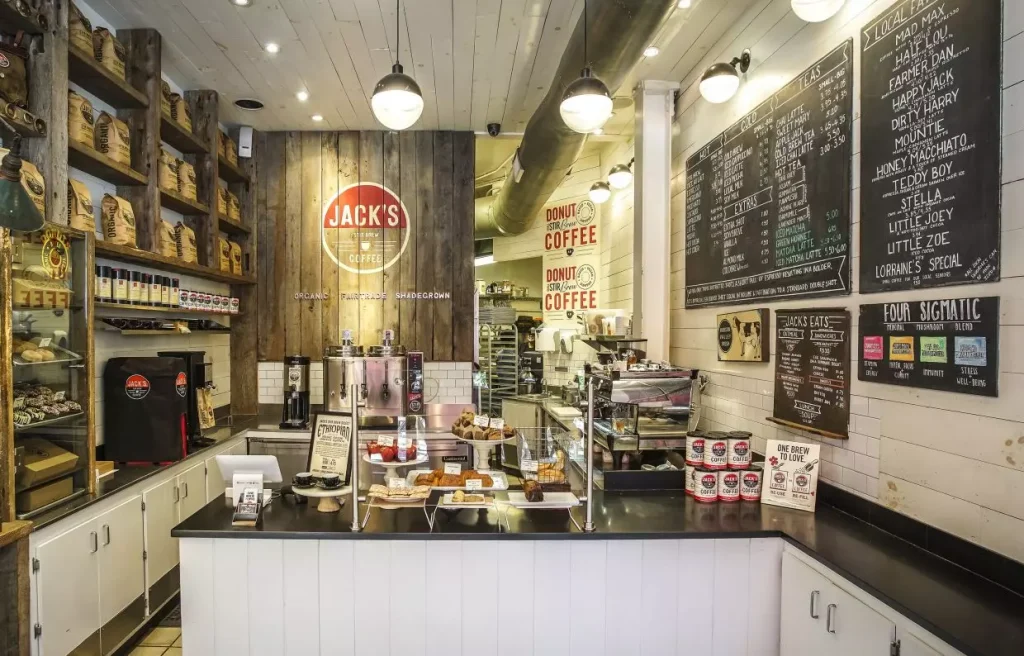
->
[543,199,600,321]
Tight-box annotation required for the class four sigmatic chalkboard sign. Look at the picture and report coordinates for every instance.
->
[859,0,1002,293]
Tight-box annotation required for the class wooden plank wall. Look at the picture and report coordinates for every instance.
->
[255,131,474,362]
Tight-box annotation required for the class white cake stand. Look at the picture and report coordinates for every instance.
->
[455,434,517,471]
[291,485,352,513]
[362,454,430,483]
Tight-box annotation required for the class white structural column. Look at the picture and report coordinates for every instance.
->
[632,80,680,362]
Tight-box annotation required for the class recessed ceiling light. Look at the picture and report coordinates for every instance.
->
[234,98,265,111]
[311,114,324,122]
[230,0,251,7]
[677,0,692,7]
[296,90,309,102]
[264,42,280,54]
[644,45,660,58]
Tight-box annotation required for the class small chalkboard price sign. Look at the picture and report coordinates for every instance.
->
[306,412,353,483]
[770,309,851,439]
[858,297,999,397]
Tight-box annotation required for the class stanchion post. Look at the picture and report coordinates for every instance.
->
[584,376,595,533]
[349,384,361,532]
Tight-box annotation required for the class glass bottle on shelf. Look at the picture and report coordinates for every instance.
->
[9,225,93,519]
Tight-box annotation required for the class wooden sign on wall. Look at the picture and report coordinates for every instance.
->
[254,131,475,362]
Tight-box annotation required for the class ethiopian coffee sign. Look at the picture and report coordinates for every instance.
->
[858,297,998,397]
[322,182,411,274]
[542,198,600,321]
[859,0,1001,292]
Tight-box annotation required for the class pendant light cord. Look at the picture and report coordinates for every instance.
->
[583,0,588,67]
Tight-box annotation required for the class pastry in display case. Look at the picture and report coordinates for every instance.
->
[7,225,93,518]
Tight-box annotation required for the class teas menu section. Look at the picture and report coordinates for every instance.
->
[859,297,999,397]
[773,309,851,437]
[684,40,853,308]
[859,0,1002,293]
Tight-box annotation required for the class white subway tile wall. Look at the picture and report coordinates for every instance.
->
[542,342,599,389]
[670,0,1024,563]
[257,361,473,406]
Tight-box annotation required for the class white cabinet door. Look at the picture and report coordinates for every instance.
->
[178,462,208,520]
[98,495,145,626]
[143,477,180,589]
[897,630,943,656]
[35,520,100,656]
[206,451,225,502]
[780,552,829,656]
[228,439,248,456]
[821,580,895,656]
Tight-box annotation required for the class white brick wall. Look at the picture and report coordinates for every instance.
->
[670,0,1024,563]
[257,361,473,406]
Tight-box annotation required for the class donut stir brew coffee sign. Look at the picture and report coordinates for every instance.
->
[859,0,1002,292]
[542,199,601,321]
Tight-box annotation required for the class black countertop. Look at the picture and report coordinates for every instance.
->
[174,489,1024,656]
[30,417,257,530]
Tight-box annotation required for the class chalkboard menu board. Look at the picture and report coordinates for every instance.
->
[859,0,1002,293]
[684,40,853,308]
[858,297,999,397]
[772,309,851,438]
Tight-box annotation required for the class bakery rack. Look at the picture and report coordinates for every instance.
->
[477,323,518,417]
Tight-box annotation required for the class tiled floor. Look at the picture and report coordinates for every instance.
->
[131,626,182,655]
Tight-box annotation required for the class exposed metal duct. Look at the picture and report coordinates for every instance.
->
[474,0,678,238]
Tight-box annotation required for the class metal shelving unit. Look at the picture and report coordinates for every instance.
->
[477,323,518,417]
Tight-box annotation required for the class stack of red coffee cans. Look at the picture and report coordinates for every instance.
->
[685,430,762,503]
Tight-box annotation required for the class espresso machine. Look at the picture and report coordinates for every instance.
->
[280,355,311,429]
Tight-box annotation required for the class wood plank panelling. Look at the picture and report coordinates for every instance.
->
[230,136,260,415]
[254,130,474,361]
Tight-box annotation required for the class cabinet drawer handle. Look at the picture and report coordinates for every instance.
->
[826,604,837,634]
[174,486,180,502]
[809,590,820,618]
[90,531,98,553]
[103,524,110,546]
[183,482,189,498]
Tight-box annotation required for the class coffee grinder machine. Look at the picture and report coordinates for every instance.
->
[280,355,311,429]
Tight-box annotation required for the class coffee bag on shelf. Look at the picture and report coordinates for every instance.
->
[218,237,231,272]
[68,91,94,147]
[13,156,46,216]
[101,194,136,246]
[0,41,29,108]
[92,27,126,80]
[229,241,242,275]
[175,223,197,263]
[217,186,228,215]
[177,160,197,200]
[157,219,177,258]
[160,80,172,118]
[169,93,192,132]
[225,136,238,166]
[158,149,179,191]
[94,112,131,166]
[69,3,93,55]
[217,130,228,158]
[228,191,241,221]
[67,179,95,232]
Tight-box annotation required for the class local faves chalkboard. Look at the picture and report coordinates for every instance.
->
[772,309,851,438]
[684,40,853,307]
[858,297,999,397]
[859,0,1002,293]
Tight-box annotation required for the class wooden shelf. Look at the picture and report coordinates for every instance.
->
[160,188,209,215]
[98,328,231,336]
[218,214,250,236]
[94,240,256,285]
[96,301,239,316]
[0,1,45,35]
[0,520,32,548]
[218,155,249,184]
[68,45,148,109]
[160,116,208,154]
[68,141,147,186]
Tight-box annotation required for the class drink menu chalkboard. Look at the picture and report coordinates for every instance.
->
[772,309,851,438]
[684,40,853,308]
[858,297,999,397]
[859,0,1002,293]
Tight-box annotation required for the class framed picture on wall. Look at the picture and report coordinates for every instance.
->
[306,411,354,484]
[717,309,770,362]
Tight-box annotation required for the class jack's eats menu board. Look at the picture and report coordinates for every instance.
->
[858,297,999,397]
[773,309,851,437]
[859,0,1002,292]
[684,40,853,307]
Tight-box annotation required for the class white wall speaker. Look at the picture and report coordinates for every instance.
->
[238,126,254,158]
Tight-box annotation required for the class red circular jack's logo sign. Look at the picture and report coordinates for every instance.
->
[125,374,150,400]
[321,182,410,274]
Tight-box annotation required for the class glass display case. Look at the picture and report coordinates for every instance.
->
[5,225,94,519]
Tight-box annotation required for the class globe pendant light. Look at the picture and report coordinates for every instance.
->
[589,181,611,204]
[372,0,424,130]
[608,159,633,189]
[699,50,751,104]
[560,0,613,133]
[791,0,845,22]
[0,133,44,232]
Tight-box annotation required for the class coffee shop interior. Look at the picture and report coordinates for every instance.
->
[0,0,1022,654]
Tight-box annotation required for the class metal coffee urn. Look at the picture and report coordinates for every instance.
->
[279,355,311,429]
[324,330,365,412]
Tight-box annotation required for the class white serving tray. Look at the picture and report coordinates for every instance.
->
[439,492,494,509]
[505,491,580,509]
[404,469,510,491]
